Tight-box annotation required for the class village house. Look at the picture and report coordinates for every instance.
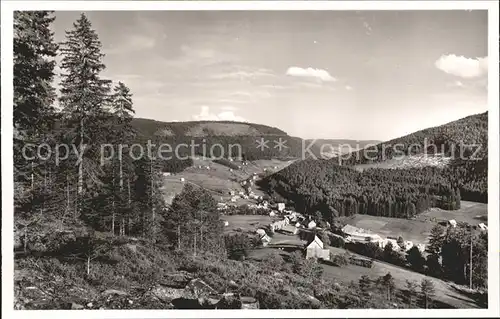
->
[281,223,299,235]
[277,203,285,212]
[260,234,272,247]
[417,243,426,253]
[305,235,330,261]
[256,229,267,237]
[307,220,317,229]
[378,238,400,251]
[404,241,414,251]
[478,223,488,231]
[342,224,381,243]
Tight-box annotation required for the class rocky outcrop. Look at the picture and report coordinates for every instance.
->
[150,286,190,303]
[159,271,195,289]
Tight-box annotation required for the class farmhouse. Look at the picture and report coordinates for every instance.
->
[256,229,267,237]
[280,224,299,235]
[260,234,272,247]
[305,235,329,261]
[277,203,285,212]
[404,241,414,251]
[307,220,317,229]
[416,243,426,253]
[478,223,488,231]
[379,238,400,251]
[342,224,382,243]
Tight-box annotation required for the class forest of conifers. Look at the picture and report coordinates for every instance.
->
[260,162,466,221]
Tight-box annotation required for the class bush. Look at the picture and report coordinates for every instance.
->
[224,233,252,260]
[331,253,349,267]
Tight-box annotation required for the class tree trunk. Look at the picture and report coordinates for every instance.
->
[470,225,473,289]
[112,167,116,235]
[24,225,28,254]
[66,174,70,215]
[87,255,91,275]
[150,160,155,241]
[112,200,115,235]
[194,229,197,257]
[127,177,131,208]
[30,162,34,203]
[177,225,181,250]
[119,152,123,191]
[78,118,84,196]
[200,227,203,253]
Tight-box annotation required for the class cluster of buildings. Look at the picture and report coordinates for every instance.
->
[341,224,426,253]
[446,219,488,232]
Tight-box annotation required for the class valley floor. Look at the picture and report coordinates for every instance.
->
[339,201,487,244]
[154,156,487,309]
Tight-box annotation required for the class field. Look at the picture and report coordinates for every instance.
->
[418,200,488,224]
[341,200,488,244]
[354,153,452,171]
[160,156,297,205]
[341,215,434,244]
[159,153,486,309]
[245,245,479,308]
[323,246,479,308]
[223,215,274,233]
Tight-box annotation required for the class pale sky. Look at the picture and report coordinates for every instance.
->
[52,10,488,140]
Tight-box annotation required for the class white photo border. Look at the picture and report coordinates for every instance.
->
[1,1,499,318]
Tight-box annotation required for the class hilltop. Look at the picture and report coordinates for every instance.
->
[338,112,488,166]
[260,112,489,220]
[306,139,382,158]
[132,118,288,137]
[130,118,383,172]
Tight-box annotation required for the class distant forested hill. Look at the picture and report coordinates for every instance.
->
[260,112,488,220]
[130,118,320,162]
[338,112,488,165]
[131,118,381,161]
[131,118,288,137]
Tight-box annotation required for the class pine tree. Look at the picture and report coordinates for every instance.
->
[381,272,396,301]
[358,275,372,299]
[420,278,436,309]
[109,81,136,235]
[13,10,58,196]
[13,11,60,242]
[406,246,425,272]
[426,224,444,256]
[13,11,58,136]
[163,183,224,256]
[59,13,111,216]
[132,154,164,239]
[404,280,418,307]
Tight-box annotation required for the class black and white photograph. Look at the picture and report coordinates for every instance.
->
[2,1,499,318]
